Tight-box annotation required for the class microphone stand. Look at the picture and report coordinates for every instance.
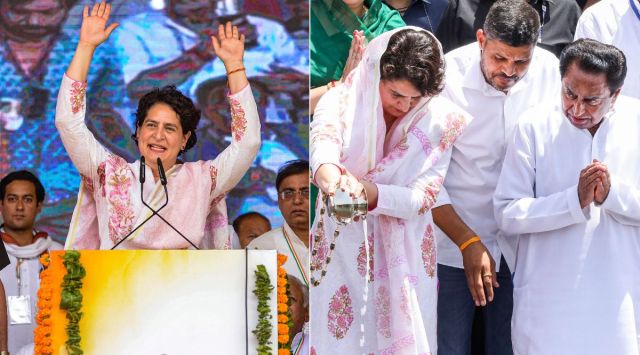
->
[111,157,199,250]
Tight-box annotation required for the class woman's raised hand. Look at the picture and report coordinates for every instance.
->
[211,22,245,72]
[79,1,118,48]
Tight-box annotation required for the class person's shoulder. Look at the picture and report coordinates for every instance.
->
[49,239,65,251]
[614,95,640,115]
[247,227,282,249]
[517,101,561,132]
[444,42,477,73]
[582,0,627,19]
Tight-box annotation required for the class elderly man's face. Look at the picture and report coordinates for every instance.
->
[236,215,271,249]
[287,276,308,336]
[167,0,216,30]
[0,0,67,40]
[277,173,309,232]
[561,63,620,134]
[477,30,535,93]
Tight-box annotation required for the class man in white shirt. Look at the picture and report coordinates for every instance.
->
[433,1,560,353]
[248,160,309,286]
[494,39,639,353]
[0,171,62,353]
[574,0,640,99]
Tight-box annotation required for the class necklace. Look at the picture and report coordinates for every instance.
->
[309,194,341,287]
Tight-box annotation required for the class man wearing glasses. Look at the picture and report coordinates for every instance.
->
[248,160,309,286]
[494,39,640,352]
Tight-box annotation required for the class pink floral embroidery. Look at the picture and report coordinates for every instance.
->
[410,126,433,156]
[418,177,444,215]
[421,224,437,278]
[97,162,106,197]
[327,285,354,339]
[375,286,392,338]
[439,113,467,151]
[356,233,374,282]
[228,96,247,142]
[70,80,87,114]
[105,155,134,243]
[380,334,417,355]
[311,225,329,272]
[81,174,94,194]
[209,165,218,193]
[311,124,341,145]
[363,137,409,180]
[400,283,412,321]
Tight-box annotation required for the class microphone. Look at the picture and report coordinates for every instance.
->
[139,156,146,184]
[157,158,167,186]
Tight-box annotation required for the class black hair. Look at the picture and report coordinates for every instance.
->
[380,29,445,97]
[484,0,540,47]
[559,39,627,94]
[133,86,201,152]
[232,212,271,233]
[276,159,309,192]
[0,170,45,203]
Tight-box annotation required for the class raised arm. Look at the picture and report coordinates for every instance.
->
[56,2,119,176]
[208,22,260,198]
[66,2,119,82]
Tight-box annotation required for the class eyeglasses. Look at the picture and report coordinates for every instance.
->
[279,188,310,201]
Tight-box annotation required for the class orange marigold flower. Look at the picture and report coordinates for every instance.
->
[277,254,288,266]
[278,334,289,344]
[278,314,289,323]
[278,323,290,335]
[278,349,291,355]
[278,294,289,304]
[278,303,288,313]
[278,286,287,294]
[278,268,287,277]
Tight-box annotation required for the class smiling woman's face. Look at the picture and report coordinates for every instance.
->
[136,102,191,173]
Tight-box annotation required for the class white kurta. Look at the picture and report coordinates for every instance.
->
[436,42,560,271]
[247,223,309,286]
[494,96,640,354]
[574,0,640,99]
[0,237,62,353]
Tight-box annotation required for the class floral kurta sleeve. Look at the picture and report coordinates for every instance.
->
[206,84,261,201]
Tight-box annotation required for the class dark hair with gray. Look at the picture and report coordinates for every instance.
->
[133,86,201,153]
[276,160,309,192]
[559,39,627,94]
[483,0,540,47]
[0,170,45,203]
[232,212,271,233]
[287,274,309,308]
[379,29,445,97]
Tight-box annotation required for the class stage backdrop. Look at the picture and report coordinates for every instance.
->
[0,0,309,241]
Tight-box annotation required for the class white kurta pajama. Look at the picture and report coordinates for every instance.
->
[55,75,260,249]
[310,28,470,354]
[247,223,310,286]
[494,96,640,354]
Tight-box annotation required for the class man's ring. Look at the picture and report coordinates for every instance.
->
[482,274,492,278]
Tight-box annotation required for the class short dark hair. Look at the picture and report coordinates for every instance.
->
[133,86,201,152]
[276,160,309,192]
[380,29,445,97]
[0,170,45,203]
[559,39,627,94]
[484,0,540,47]
[232,212,271,233]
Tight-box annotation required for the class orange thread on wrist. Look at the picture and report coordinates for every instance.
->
[459,236,481,251]
[227,67,245,75]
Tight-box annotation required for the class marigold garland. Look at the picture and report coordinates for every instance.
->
[276,254,293,354]
[35,252,53,354]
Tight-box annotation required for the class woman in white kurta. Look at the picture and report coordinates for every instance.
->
[310,27,470,354]
[56,3,260,249]
[494,39,640,354]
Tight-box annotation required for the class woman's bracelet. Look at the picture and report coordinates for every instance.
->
[227,67,245,75]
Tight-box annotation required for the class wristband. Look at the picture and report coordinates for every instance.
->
[459,236,481,251]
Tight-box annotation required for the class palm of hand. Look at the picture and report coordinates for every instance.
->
[214,38,244,63]
[80,18,110,46]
